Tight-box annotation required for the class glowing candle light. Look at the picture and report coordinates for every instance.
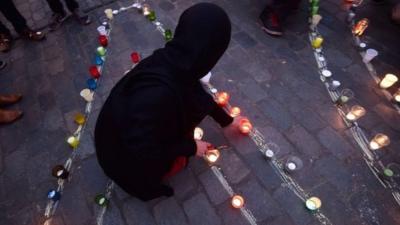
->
[87,78,97,90]
[352,18,369,36]
[97,26,107,35]
[369,133,390,150]
[95,194,109,206]
[394,89,400,103]
[345,105,366,121]
[104,9,114,19]
[312,36,323,49]
[264,149,274,158]
[384,168,394,178]
[285,156,303,172]
[328,80,341,91]
[335,89,354,105]
[89,66,100,79]
[99,35,108,47]
[95,55,103,66]
[231,195,245,209]
[194,127,204,140]
[306,197,322,210]
[67,136,79,149]
[51,165,69,179]
[147,11,156,22]
[47,189,61,201]
[164,29,173,41]
[205,149,220,163]
[379,74,398,89]
[80,89,94,102]
[215,92,230,106]
[131,52,141,64]
[74,113,86,125]
[142,4,151,16]
[97,46,107,56]
[239,118,253,134]
[229,107,241,117]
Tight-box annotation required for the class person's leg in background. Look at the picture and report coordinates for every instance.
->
[260,0,301,36]
[46,0,90,31]
[0,0,45,52]
[0,21,12,52]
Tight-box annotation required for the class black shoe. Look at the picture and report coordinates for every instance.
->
[371,0,385,5]
[0,61,7,71]
[49,13,68,31]
[72,9,91,25]
[260,10,283,36]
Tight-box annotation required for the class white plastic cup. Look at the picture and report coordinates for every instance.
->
[363,49,378,63]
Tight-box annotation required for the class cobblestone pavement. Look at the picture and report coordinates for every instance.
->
[1,0,400,225]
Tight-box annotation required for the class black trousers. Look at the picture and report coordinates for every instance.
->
[264,0,301,19]
[0,0,28,35]
[46,0,79,15]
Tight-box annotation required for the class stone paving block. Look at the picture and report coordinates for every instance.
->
[168,168,199,201]
[183,193,222,225]
[153,197,189,225]
[123,198,157,225]
[272,186,317,225]
[102,200,127,225]
[259,215,296,225]
[316,127,354,160]
[313,102,346,131]
[236,176,284,222]
[217,149,250,184]
[237,77,268,102]
[4,147,28,179]
[59,184,93,225]
[373,102,400,131]
[217,202,253,225]
[75,157,109,196]
[256,125,296,159]
[258,98,293,131]
[232,31,257,49]
[285,124,324,159]
[198,168,231,206]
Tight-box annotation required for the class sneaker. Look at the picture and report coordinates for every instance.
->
[260,11,283,36]
[72,9,91,25]
[49,13,68,31]
[20,28,45,41]
[0,61,7,71]
[0,33,12,52]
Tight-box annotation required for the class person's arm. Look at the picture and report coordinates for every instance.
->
[209,101,234,127]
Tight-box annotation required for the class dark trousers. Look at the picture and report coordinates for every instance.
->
[46,0,79,15]
[264,0,301,20]
[0,0,28,35]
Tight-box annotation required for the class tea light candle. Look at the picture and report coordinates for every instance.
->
[89,66,100,79]
[345,105,366,121]
[74,113,86,125]
[353,18,369,36]
[379,74,398,89]
[286,162,297,171]
[142,4,151,16]
[239,118,252,134]
[147,11,156,22]
[47,189,61,201]
[67,136,79,149]
[229,107,241,117]
[335,89,354,105]
[231,195,245,209]
[104,9,113,19]
[306,197,322,210]
[369,133,390,150]
[164,29,173,41]
[95,55,103,66]
[328,80,341,91]
[215,92,230,106]
[95,194,109,206]
[265,149,274,158]
[384,168,394,177]
[99,35,108,47]
[97,26,107,35]
[87,78,97,90]
[97,47,107,56]
[80,89,94,102]
[131,52,141,64]
[205,149,220,163]
[194,127,204,140]
[312,36,323,49]
[394,89,400,103]
[51,165,69,179]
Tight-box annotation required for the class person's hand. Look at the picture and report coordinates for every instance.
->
[195,140,213,157]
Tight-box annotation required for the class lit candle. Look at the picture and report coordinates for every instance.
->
[231,195,245,209]
[335,89,354,105]
[205,149,220,163]
[383,168,394,178]
[394,89,400,102]
[89,66,100,79]
[352,18,369,36]
[379,74,398,89]
[305,197,322,210]
[80,89,94,102]
[51,165,69,179]
[104,9,114,19]
[47,189,61,201]
[142,4,151,16]
[312,36,323,49]
[164,29,173,41]
[95,194,109,207]
[95,55,103,66]
[147,11,156,22]
[67,136,79,149]
[97,26,107,35]
[264,149,274,158]
[87,78,97,90]
[285,156,303,172]
[239,118,252,134]
[97,46,107,56]
[215,92,230,106]
[74,113,86,125]
[321,70,332,78]
[99,35,108,47]
[345,105,366,121]
[369,133,390,150]
[194,127,204,140]
[229,107,241,117]
[131,52,141,64]
[328,80,341,91]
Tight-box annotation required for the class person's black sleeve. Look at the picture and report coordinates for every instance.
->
[209,101,234,127]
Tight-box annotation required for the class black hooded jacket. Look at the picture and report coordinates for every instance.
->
[95,3,233,201]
